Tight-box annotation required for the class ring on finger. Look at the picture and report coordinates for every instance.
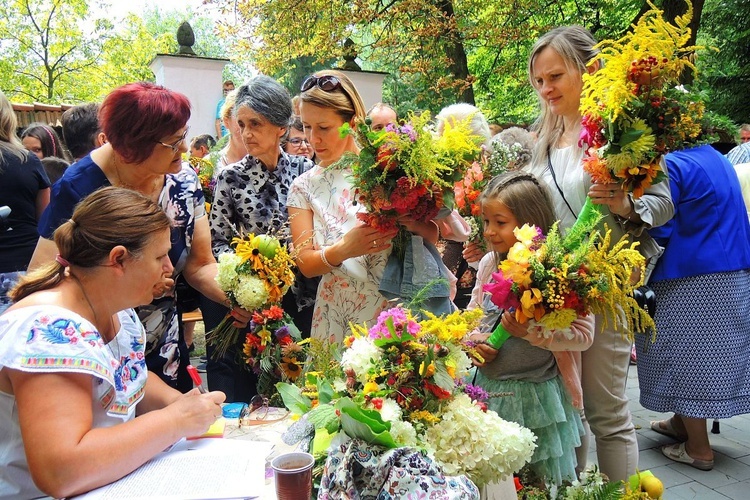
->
[609,190,614,198]
[372,240,378,247]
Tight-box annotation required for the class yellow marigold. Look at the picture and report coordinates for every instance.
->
[410,410,440,424]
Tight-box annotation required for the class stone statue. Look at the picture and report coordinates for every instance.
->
[341,38,361,71]
[177,21,196,56]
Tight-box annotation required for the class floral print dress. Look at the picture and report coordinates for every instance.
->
[287,166,391,342]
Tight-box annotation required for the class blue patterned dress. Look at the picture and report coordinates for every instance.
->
[39,157,204,391]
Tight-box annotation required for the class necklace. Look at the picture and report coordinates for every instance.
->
[69,274,120,360]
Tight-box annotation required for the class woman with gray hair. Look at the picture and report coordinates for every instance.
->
[206,75,315,402]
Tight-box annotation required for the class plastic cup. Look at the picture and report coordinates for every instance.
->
[270,452,314,500]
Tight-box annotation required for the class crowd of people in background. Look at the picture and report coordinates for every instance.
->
[1,21,750,498]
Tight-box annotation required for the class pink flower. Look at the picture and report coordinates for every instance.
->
[483,272,520,309]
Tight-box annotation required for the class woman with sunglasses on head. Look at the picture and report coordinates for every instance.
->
[28,82,251,393]
[206,76,315,402]
[288,71,438,342]
[0,187,225,499]
[523,27,673,482]
[282,116,315,161]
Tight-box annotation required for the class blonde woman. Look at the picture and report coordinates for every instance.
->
[288,71,444,342]
[525,26,673,481]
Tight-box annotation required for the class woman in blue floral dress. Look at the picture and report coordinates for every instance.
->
[28,82,250,392]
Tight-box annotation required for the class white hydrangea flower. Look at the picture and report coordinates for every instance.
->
[378,398,403,423]
[425,393,537,487]
[340,337,381,383]
[234,275,269,310]
[215,253,242,290]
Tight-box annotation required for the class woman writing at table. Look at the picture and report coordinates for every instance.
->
[0,187,224,499]
[28,82,250,392]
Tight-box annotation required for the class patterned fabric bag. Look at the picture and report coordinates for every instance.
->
[318,436,479,499]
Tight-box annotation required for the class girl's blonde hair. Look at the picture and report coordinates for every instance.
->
[528,26,599,163]
[0,90,28,165]
[298,70,366,124]
[479,171,557,239]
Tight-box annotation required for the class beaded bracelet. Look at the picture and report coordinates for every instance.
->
[320,247,340,270]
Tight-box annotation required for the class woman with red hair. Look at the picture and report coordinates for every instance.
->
[28,82,249,392]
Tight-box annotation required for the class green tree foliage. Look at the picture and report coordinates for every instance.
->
[0,0,238,104]
[695,0,750,124]
[0,0,115,101]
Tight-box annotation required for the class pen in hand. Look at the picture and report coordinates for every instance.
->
[186,365,207,394]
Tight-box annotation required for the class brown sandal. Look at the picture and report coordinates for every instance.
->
[650,418,688,441]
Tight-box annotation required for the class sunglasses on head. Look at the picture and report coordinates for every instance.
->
[301,75,342,93]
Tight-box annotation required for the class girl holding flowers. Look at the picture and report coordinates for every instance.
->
[467,171,594,486]
[288,71,437,343]
[525,26,674,481]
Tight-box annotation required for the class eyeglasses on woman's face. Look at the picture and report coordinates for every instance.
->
[288,137,311,147]
[301,75,342,93]
[157,128,189,153]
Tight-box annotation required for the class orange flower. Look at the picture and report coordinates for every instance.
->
[265,305,284,320]
[583,154,615,184]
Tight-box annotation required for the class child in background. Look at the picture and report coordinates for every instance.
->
[467,171,594,486]
[40,156,69,185]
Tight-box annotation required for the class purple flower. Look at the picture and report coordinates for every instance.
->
[464,384,489,402]
[399,124,417,142]
[385,123,398,133]
[274,326,290,340]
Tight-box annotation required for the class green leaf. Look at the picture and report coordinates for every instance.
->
[317,378,336,405]
[618,128,645,148]
[275,382,312,415]
[336,398,398,449]
[307,404,341,434]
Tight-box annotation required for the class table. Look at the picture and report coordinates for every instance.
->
[224,408,298,499]
[224,408,517,500]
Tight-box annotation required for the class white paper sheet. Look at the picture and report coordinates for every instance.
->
[75,438,273,500]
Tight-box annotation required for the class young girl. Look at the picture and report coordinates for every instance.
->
[468,171,594,486]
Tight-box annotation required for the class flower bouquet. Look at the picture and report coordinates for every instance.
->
[482,219,655,349]
[276,306,537,492]
[454,127,535,244]
[241,305,305,398]
[339,111,480,239]
[208,233,297,369]
[187,155,216,206]
[337,112,481,314]
[579,2,704,199]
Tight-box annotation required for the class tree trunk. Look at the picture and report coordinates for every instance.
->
[633,0,705,83]
[436,0,475,105]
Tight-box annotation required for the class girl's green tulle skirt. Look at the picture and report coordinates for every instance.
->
[474,371,583,486]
